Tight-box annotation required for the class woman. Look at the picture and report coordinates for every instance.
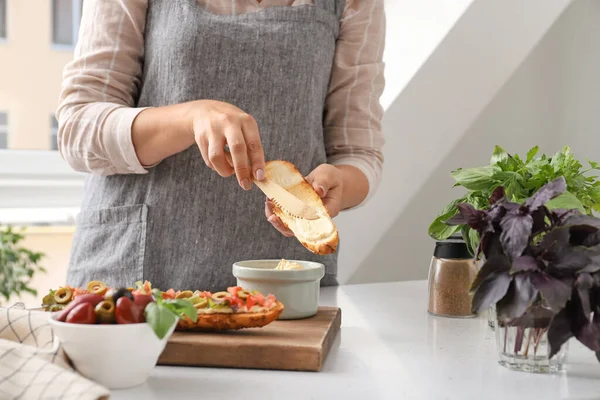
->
[57,0,385,292]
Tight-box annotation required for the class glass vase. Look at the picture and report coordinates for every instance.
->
[488,305,496,330]
[495,321,568,373]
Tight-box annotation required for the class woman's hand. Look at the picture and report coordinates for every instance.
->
[132,100,265,191]
[265,164,344,237]
[189,100,265,190]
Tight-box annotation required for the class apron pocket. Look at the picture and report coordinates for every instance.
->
[67,204,149,288]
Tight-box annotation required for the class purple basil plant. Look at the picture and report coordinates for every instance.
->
[446,176,600,362]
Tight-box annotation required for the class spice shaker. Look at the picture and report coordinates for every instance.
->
[427,236,478,318]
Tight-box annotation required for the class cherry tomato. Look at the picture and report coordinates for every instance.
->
[66,303,96,324]
[115,297,143,324]
[56,294,104,322]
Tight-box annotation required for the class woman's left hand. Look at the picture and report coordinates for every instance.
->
[265,164,343,237]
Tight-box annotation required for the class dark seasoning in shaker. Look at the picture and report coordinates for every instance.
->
[427,235,478,318]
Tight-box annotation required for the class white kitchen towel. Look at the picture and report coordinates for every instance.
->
[0,304,109,400]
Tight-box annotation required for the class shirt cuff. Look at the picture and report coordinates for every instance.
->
[330,156,381,211]
[102,107,153,174]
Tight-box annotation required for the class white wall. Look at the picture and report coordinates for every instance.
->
[336,0,572,284]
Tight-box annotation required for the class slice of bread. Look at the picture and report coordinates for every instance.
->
[264,160,339,255]
[176,302,285,331]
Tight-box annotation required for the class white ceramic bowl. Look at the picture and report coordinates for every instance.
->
[232,259,325,320]
[49,314,176,389]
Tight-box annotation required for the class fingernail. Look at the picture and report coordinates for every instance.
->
[255,169,265,180]
[319,185,326,196]
[240,179,251,190]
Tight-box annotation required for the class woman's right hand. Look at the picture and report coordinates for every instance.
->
[132,99,266,190]
[188,100,266,190]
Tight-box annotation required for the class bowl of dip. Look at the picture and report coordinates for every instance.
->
[232,259,324,319]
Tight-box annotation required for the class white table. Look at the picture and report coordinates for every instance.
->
[112,281,600,400]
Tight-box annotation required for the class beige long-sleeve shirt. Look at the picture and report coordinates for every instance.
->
[56,0,386,204]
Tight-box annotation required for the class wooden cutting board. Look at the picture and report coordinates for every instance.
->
[157,307,341,372]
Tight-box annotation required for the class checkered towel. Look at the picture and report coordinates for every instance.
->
[0,303,109,400]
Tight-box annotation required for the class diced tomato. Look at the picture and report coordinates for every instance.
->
[162,288,176,299]
[225,295,244,309]
[143,281,152,294]
[198,291,212,298]
[253,293,265,306]
[72,287,88,299]
[227,286,242,296]
[246,295,257,310]
[264,294,276,308]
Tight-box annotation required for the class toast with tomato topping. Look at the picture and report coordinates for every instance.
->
[265,160,338,255]
[166,286,284,331]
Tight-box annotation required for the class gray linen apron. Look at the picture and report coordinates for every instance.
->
[67,0,345,292]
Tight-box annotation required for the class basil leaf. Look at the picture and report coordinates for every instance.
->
[526,146,539,163]
[546,191,585,213]
[428,200,463,240]
[162,299,198,322]
[451,166,496,191]
[145,302,177,339]
[490,146,510,167]
[467,227,480,258]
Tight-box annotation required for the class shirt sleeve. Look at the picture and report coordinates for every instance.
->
[56,0,150,175]
[324,0,386,207]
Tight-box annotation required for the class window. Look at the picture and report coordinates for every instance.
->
[0,0,6,39]
[52,0,83,46]
[0,112,7,149]
[51,115,58,150]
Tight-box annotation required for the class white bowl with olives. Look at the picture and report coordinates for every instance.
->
[46,281,196,389]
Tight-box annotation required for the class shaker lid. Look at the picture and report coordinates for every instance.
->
[434,237,472,259]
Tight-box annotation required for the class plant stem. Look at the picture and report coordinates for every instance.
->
[533,328,545,356]
[523,328,533,357]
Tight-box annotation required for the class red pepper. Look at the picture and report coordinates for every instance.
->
[115,297,143,324]
[56,294,104,322]
[66,303,96,324]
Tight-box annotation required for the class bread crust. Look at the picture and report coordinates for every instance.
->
[265,160,339,255]
[176,302,284,331]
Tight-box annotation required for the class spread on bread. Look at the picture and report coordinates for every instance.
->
[265,160,339,255]
[275,259,304,270]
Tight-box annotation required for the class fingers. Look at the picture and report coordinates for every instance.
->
[241,114,266,181]
[305,170,331,198]
[224,126,252,190]
[321,185,343,217]
[191,101,265,188]
[207,134,234,177]
[265,199,294,237]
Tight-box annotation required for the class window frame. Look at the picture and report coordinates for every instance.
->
[0,150,86,220]
[0,0,7,41]
[51,115,59,151]
[51,0,83,49]
[0,111,7,149]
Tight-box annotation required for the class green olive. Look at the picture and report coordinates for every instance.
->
[187,295,202,305]
[42,293,55,306]
[54,287,73,304]
[86,280,107,295]
[193,298,208,309]
[95,300,116,324]
[236,290,251,299]
[175,290,194,299]
[211,291,229,301]
[48,304,65,312]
